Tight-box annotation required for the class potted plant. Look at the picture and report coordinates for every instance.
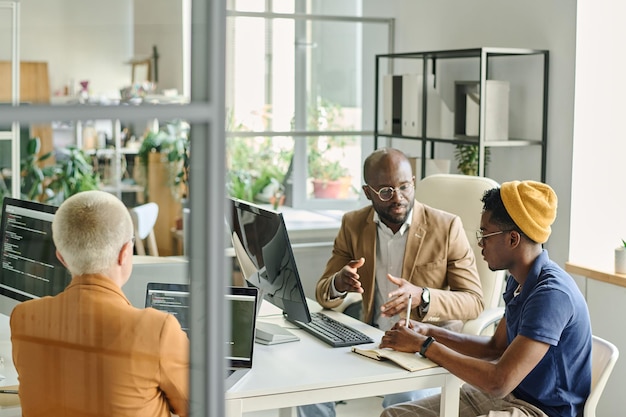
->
[20,137,100,204]
[454,144,491,176]
[226,136,291,206]
[134,120,190,256]
[136,119,190,202]
[305,98,355,199]
[616,239,626,274]
[308,138,352,199]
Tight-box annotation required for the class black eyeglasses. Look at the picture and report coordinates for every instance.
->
[366,179,414,202]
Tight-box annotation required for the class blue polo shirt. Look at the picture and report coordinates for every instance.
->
[504,250,592,417]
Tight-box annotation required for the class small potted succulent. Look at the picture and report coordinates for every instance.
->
[616,239,626,274]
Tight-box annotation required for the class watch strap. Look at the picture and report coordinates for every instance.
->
[418,287,430,317]
[419,336,435,357]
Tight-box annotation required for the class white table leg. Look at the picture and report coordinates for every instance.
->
[440,374,461,417]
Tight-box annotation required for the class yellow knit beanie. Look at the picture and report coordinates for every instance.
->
[500,180,557,244]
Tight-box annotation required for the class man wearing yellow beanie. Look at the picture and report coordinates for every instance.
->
[380,180,592,417]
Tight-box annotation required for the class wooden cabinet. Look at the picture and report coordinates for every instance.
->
[0,61,54,164]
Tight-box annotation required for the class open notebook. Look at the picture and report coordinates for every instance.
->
[351,344,437,372]
[145,283,259,389]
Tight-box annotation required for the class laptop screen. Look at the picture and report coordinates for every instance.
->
[145,283,258,369]
[145,283,190,335]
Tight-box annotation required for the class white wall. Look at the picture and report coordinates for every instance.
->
[363,0,577,270]
[14,0,186,100]
[133,0,186,94]
[571,0,626,270]
[19,0,133,98]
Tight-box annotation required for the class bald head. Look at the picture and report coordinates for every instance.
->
[363,148,412,184]
[362,148,415,233]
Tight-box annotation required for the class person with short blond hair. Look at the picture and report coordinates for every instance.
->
[11,190,189,417]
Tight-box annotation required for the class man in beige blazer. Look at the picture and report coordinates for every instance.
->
[301,148,483,417]
[10,190,189,417]
[316,147,483,330]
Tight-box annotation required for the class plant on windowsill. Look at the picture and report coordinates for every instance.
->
[616,239,626,274]
[306,98,354,199]
[225,109,291,207]
[226,136,291,207]
[308,137,352,199]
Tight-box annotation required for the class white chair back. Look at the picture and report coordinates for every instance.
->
[584,335,619,417]
[414,173,506,334]
[129,202,159,256]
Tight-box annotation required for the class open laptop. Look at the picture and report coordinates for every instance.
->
[144,283,259,390]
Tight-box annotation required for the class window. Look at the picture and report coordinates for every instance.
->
[226,1,393,209]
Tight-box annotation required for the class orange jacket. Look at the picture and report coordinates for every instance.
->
[10,274,189,417]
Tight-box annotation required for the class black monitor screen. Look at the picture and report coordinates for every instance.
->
[0,197,71,301]
[227,198,311,323]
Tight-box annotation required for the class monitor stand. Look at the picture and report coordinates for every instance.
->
[255,321,299,345]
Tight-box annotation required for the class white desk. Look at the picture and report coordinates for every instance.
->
[225,301,460,417]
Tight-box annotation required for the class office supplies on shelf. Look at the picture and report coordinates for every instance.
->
[351,345,436,372]
[293,312,373,348]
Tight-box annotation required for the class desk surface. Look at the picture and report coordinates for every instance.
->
[226,301,460,417]
[0,303,460,417]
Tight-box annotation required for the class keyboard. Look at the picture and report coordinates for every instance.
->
[292,312,374,348]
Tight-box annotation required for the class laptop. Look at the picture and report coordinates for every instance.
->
[144,283,259,390]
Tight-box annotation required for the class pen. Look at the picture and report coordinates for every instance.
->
[405,294,412,327]
[0,389,18,394]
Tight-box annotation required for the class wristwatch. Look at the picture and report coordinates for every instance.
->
[418,287,430,317]
[419,336,435,357]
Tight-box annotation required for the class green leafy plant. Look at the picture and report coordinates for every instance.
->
[306,98,354,183]
[226,135,291,203]
[136,120,190,201]
[0,169,9,206]
[20,137,53,201]
[45,146,101,206]
[20,137,100,204]
[454,144,491,176]
[621,239,626,248]
[307,137,350,182]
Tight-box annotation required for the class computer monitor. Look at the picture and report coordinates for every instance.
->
[0,197,71,305]
[227,197,311,324]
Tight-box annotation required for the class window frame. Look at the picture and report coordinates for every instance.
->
[226,8,395,210]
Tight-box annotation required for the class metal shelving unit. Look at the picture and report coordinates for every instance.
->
[374,47,549,181]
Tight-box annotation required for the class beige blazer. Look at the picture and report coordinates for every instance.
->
[316,201,484,327]
[10,274,189,417]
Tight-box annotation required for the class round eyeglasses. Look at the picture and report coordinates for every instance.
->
[366,180,414,202]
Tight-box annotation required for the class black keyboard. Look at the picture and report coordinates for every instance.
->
[292,312,374,348]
